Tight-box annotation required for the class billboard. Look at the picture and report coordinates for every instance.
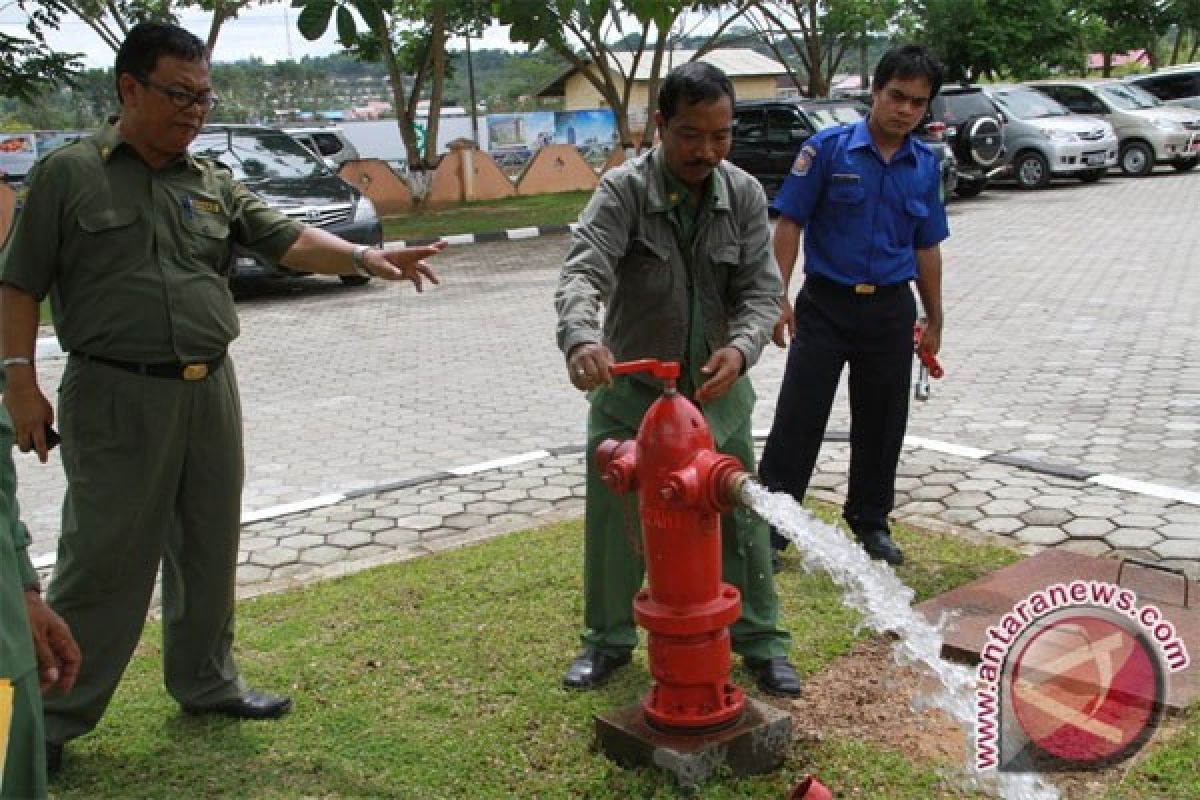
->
[553,110,618,147]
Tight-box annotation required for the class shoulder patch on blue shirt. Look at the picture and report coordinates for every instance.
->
[791,144,817,176]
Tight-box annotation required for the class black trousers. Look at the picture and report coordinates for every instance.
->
[760,276,917,549]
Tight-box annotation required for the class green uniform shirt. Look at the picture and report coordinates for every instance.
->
[0,374,38,683]
[0,123,303,362]
[588,163,756,447]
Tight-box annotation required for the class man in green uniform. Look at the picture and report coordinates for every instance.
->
[0,22,444,773]
[1,385,80,800]
[554,62,801,696]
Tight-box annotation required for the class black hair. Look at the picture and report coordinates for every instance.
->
[872,44,944,98]
[114,22,208,103]
[657,61,736,121]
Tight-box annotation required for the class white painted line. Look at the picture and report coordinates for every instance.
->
[904,435,993,460]
[440,233,477,246]
[1089,474,1200,506]
[241,493,346,524]
[36,337,64,360]
[447,450,550,476]
[506,227,540,240]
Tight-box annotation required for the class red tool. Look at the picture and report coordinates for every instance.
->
[596,359,751,732]
[913,321,944,401]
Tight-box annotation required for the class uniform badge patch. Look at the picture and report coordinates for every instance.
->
[191,197,221,214]
[791,144,817,176]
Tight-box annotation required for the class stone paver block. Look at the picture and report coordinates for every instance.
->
[529,485,574,502]
[1016,527,1068,546]
[911,484,954,501]
[351,517,394,532]
[943,509,984,525]
[943,491,992,509]
[1104,529,1163,549]
[419,500,466,516]
[1072,504,1122,520]
[239,536,279,553]
[250,546,300,568]
[1064,518,1115,539]
[304,520,353,535]
[282,533,326,550]
[981,499,1031,516]
[396,514,443,532]
[988,486,1039,500]
[976,517,1024,535]
[328,529,373,549]
[236,564,273,584]
[442,513,490,531]
[373,502,422,520]
[484,488,527,503]
[924,471,966,486]
[954,479,1000,493]
[1062,540,1112,557]
[1020,508,1073,526]
[1111,514,1166,529]
[510,498,554,514]
[1027,494,1078,510]
[1157,524,1200,541]
[300,545,348,566]
[897,501,945,516]
[1152,540,1200,559]
[373,528,422,548]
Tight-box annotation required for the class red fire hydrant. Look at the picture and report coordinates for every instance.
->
[595,359,750,732]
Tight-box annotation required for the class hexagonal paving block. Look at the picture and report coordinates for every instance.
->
[373,528,422,548]
[300,545,347,566]
[953,479,1000,493]
[1063,518,1115,539]
[250,546,300,568]
[235,564,272,584]
[1016,527,1068,546]
[441,513,490,531]
[395,514,443,532]
[988,486,1039,500]
[529,485,573,502]
[1111,514,1166,529]
[1019,508,1073,527]
[327,529,373,549]
[1151,539,1200,559]
[943,509,984,525]
[897,500,945,516]
[1104,528,1163,549]
[1062,540,1112,557]
[351,517,395,532]
[911,484,954,501]
[1027,494,1077,510]
[976,517,1024,535]
[924,471,966,486]
[372,502,423,521]
[282,533,326,550]
[981,499,1031,516]
[943,491,992,509]
[484,488,526,504]
[239,536,279,553]
[1071,504,1121,520]
[419,500,466,517]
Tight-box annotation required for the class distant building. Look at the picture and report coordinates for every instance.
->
[536,48,790,118]
[1087,49,1150,72]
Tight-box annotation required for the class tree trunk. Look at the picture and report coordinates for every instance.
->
[1102,52,1113,78]
[423,4,448,167]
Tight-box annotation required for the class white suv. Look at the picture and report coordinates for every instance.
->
[1128,65,1200,111]
[283,126,361,168]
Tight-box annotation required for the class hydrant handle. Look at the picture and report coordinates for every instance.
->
[610,359,681,381]
[913,323,945,379]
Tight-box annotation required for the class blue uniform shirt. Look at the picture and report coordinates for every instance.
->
[772,119,949,286]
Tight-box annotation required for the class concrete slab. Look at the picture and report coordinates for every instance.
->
[917,550,1198,712]
[594,697,792,788]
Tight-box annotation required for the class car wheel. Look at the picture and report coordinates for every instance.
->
[1078,168,1106,183]
[954,178,987,198]
[340,275,371,286]
[1014,151,1051,189]
[1171,156,1198,172]
[1119,141,1154,177]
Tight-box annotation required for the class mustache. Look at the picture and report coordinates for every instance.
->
[683,159,719,169]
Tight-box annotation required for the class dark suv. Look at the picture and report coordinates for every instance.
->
[918,86,1005,198]
[191,125,383,286]
[730,97,957,201]
[728,98,870,196]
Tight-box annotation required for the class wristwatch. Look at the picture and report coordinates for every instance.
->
[351,244,374,277]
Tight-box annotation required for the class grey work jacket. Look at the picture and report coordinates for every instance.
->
[555,148,782,370]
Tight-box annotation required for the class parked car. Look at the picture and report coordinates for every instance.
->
[283,125,361,169]
[980,85,1117,188]
[1127,64,1200,111]
[918,85,1006,198]
[727,97,957,201]
[191,125,382,285]
[1025,78,1200,176]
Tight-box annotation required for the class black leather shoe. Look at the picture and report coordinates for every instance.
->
[858,529,905,566]
[183,689,293,720]
[745,656,802,698]
[46,740,63,775]
[562,648,631,690]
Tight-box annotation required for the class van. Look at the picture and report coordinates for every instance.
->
[1025,78,1200,176]
[981,85,1118,188]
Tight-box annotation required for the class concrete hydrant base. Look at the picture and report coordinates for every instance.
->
[594,697,793,788]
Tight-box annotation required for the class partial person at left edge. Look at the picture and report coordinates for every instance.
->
[0,21,445,776]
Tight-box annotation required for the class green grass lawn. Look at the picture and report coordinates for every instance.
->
[48,517,1199,799]
[381,191,593,242]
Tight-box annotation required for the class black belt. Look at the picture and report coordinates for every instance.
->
[73,351,226,381]
[803,273,910,296]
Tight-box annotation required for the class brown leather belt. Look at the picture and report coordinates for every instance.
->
[73,351,226,381]
[804,273,910,296]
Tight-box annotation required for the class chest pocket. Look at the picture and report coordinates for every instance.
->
[905,196,929,220]
[182,208,232,271]
[828,183,866,205]
[77,207,143,259]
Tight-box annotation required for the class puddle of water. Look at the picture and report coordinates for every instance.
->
[741,481,1060,800]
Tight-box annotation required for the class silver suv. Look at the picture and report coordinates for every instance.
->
[1026,79,1200,176]
[982,85,1117,188]
[1128,65,1200,111]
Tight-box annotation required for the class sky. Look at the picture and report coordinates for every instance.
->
[0,5,524,70]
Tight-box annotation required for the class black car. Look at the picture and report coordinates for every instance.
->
[190,125,383,285]
[918,86,1005,198]
[729,97,957,201]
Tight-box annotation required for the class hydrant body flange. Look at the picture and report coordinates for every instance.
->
[595,359,747,732]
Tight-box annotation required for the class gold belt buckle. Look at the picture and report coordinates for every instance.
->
[854,283,877,295]
[182,363,208,381]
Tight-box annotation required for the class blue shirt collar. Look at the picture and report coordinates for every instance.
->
[847,118,917,164]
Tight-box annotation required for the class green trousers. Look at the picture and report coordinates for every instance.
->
[581,404,791,661]
[43,356,248,744]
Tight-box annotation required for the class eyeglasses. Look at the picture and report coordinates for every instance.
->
[137,76,219,112]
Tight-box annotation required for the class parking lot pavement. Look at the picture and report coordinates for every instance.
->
[16,169,1200,589]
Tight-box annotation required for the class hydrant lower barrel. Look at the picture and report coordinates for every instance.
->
[595,359,748,732]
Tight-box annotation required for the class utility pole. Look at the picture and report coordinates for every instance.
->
[465,34,480,145]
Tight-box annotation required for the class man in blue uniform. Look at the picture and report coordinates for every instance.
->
[761,45,948,567]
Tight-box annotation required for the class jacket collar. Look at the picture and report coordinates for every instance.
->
[92,118,203,173]
[646,147,731,214]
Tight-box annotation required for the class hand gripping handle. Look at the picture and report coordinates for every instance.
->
[913,324,945,379]
[609,359,681,381]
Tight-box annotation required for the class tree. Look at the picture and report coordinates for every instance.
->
[293,0,491,174]
[1075,0,1167,74]
[900,0,1085,82]
[494,0,753,152]
[0,32,81,104]
[747,0,898,97]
